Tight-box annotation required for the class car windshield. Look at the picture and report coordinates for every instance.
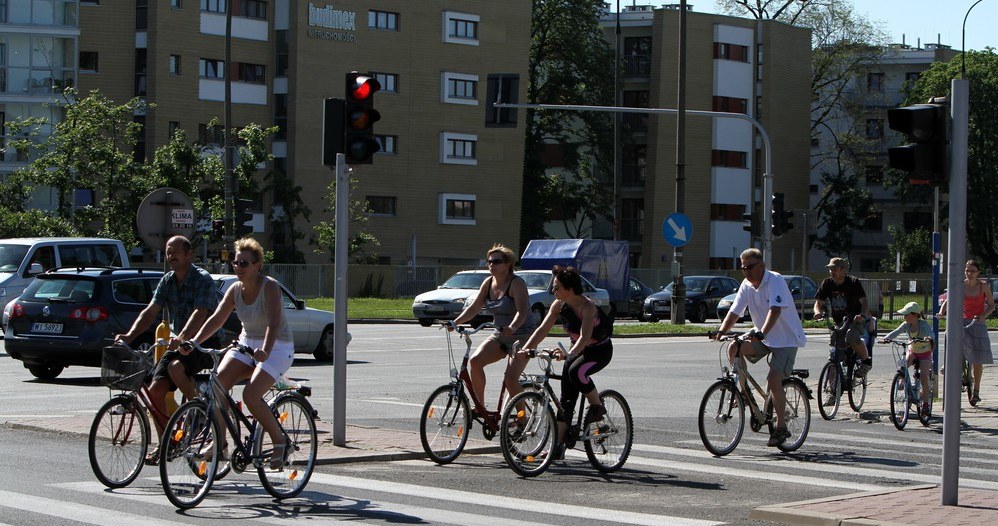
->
[22,277,98,302]
[0,244,29,273]
[516,272,553,289]
[665,277,710,293]
[440,273,489,289]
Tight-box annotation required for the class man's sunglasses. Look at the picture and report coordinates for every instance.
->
[740,262,760,271]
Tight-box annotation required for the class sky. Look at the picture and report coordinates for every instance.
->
[700,0,998,51]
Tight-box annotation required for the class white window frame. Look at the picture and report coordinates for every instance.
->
[168,54,181,76]
[442,72,478,105]
[375,134,397,155]
[443,11,479,46]
[369,10,398,31]
[199,58,224,79]
[439,193,476,225]
[373,72,398,93]
[440,132,477,165]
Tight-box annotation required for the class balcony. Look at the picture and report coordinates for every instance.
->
[623,55,651,78]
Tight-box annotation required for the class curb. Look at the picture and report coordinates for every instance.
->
[749,484,937,526]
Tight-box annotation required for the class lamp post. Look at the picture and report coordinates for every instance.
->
[961,0,986,78]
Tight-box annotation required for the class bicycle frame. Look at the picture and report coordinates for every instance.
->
[446,323,516,434]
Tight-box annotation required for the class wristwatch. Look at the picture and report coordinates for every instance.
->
[755,330,766,340]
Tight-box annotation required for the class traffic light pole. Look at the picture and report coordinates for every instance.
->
[493,102,776,262]
[332,153,349,446]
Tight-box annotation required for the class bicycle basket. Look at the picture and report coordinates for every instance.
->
[100,345,152,391]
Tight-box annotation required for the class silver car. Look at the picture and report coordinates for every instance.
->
[515,270,612,320]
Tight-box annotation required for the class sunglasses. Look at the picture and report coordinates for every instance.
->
[740,262,760,271]
[487,258,506,265]
[231,259,254,268]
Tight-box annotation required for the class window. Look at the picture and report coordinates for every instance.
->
[136,0,147,30]
[860,212,883,232]
[622,145,646,186]
[199,58,224,79]
[134,49,147,96]
[620,198,644,241]
[79,52,98,73]
[711,150,747,168]
[623,36,652,76]
[198,123,225,145]
[133,115,146,161]
[905,72,920,84]
[443,72,477,104]
[712,96,747,114]
[865,165,884,185]
[74,188,95,208]
[903,212,932,230]
[713,42,749,62]
[202,0,225,13]
[238,0,266,20]
[867,72,885,93]
[375,135,397,154]
[373,72,397,93]
[485,74,519,127]
[171,0,182,7]
[273,93,287,140]
[367,196,396,216]
[866,118,884,139]
[440,193,476,225]
[441,133,477,165]
[275,30,289,76]
[443,12,479,44]
[169,121,181,138]
[709,204,747,221]
[622,90,649,131]
[369,10,398,31]
[235,62,265,83]
[169,54,181,76]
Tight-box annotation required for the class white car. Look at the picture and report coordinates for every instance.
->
[516,270,612,320]
[212,275,349,362]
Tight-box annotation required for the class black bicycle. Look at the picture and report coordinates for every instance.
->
[815,315,871,419]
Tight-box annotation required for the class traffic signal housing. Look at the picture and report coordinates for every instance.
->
[343,72,381,164]
[235,198,253,237]
[887,100,949,185]
[771,192,793,237]
[742,212,759,237]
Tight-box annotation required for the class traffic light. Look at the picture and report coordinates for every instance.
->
[235,198,253,237]
[887,100,949,185]
[343,72,381,164]
[771,192,793,237]
[211,219,224,240]
[742,212,759,237]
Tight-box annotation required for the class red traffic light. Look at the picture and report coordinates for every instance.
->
[346,74,380,101]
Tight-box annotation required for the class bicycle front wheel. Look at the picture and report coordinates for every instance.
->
[419,384,471,464]
[258,393,318,499]
[771,380,811,453]
[698,380,744,456]
[584,389,633,473]
[847,368,867,412]
[159,400,219,509]
[816,362,840,420]
[917,381,933,427]
[889,371,909,430]
[88,394,149,488]
[500,390,556,477]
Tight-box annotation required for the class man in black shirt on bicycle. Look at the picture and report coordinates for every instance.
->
[814,257,873,378]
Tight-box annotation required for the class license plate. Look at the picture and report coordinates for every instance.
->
[30,322,64,334]
[424,307,446,314]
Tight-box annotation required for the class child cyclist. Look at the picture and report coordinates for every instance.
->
[879,301,934,414]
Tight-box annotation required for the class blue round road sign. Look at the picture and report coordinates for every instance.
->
[663,212,692,247]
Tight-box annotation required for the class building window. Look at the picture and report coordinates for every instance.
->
[169,55,181,76]
[81,1,99,4]
[712,96,747,114]
[372,72,397,93]
[622,90,649,131]
[367,196,397,216]
[903,212,932,230]
[202,0,225,13]
[866,118,883,139]
[443,11,479,45]
[369,10,399,31]
[133,115,146,161]
[623,36,652,76]
[711,150,748,168]
[867,72,885,93]
[273,93,287,140]
[237,0,266,20]
[169,121,181,138]
[442,72,477,105]
[713,42,749,62]
[235,62,265,83]
[199,58,224,79]
[171,0,182,8]
[136,0,147,30]
[709,204,747,220]
[198,123,225,145]
[441,133,477,165]
[622,145,646,186]
[905,72,920,84]
[79,52,98,73]
[865,165,884,185]
[375,135,397,154]
[485,74,519,127]
[134,48,147,96]
[620,198,644,242]
[74,188,95,207]
[275,30,289,76]
[440,193,476,225]
[860,212,883,232]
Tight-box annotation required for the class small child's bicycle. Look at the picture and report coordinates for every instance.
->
[884,337,933,429]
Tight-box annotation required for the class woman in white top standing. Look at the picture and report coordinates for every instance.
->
[192,237,295,469]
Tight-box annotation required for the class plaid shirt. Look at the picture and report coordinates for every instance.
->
[151,264,218,336]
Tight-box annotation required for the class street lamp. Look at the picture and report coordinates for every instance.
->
[962,0,986,78]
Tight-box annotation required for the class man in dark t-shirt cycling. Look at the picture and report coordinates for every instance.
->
[813,257,872,378]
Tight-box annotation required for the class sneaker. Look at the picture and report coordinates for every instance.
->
[971,393,981,405]
[921,402,931,414]
[584,404,607,425]
[823,394,836,408]
[767,427,790,447]
[855,362,872,378]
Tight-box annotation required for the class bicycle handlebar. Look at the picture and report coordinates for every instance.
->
[179,340,253,358]
[440,321,497,336]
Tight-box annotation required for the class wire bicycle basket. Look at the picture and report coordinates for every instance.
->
[100,344,152,391]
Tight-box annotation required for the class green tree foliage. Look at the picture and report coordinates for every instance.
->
[880,225,932,272]
[902,49,998,266]
[520,0,615,246]
[312,173,379,262]
[263,168,311,263]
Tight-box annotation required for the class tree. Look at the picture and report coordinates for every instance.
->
[312,172,379,261]
[520,0,615,246]
[262,168,311,263]
[880,225,932,272]
[903,49,998,266]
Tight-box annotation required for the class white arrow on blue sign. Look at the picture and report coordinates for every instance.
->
[662,212,692,247]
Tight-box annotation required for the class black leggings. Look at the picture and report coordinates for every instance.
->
[558,341,613,424]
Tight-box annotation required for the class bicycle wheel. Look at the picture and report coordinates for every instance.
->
[847,369,867,412]
[258,394,318,499]
[159,400,219,509]
[816,362,840,420]
[697,379,744,457]
[964,361,977,406]
[916,379,933,427]
[584,389,633,473]
[419,384,471,464]
[88,394,149,488]
[768,379,811,453]
[889,371,909,430]
[500,390,557,477]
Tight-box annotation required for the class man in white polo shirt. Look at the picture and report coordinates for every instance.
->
[712,248,807,447]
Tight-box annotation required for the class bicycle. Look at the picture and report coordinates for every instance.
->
[815,315,870,419]
[498,345,633,477]
[884,337,933,429]
[698,332,812,456]
[938,317,980,408]
[158,341,318,509]
[419,322,538,464]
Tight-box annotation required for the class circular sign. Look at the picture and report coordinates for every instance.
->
[663,212,692,247]
[136,187,195,250]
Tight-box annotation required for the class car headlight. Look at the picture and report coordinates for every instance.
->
[454,298,466,305]
[718,299,731,308]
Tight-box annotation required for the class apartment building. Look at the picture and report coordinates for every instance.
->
[77,0,530,265]
[599,4,811,271]
[808,42,958,272]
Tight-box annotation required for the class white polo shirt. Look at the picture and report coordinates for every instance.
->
[730,270,806,348]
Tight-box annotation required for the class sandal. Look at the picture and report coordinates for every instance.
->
[144,445,161,466]
[200,440,228,462]
[270,442,290,470]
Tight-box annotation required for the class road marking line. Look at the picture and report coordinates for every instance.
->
[0,489,181,526]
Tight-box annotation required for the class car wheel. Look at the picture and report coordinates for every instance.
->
[532,304,546,321]
[645,314,658,323]
[312,327,335,362]
[418,319,434,328]
[27,364,64,380]
[690,303,708,323]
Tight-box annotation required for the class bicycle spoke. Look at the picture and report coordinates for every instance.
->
[259,394,317,499]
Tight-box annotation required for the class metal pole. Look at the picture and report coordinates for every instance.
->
[613,0,621,241]
[333,153,350,446]
[671,1,687,324]
[962,0,986,78]
[800,211,807,320]
[223,1,234,252]
[941,78,969,506]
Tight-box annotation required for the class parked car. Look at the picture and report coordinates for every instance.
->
[516,270,612,320]
[4,268,165,379]
[716,275,818,321]
[411,270,491,327]
[642,276,740,323]
[627,276,655,320]
[212,274,349,362]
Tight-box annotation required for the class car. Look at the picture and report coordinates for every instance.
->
[642,276,740,323]
[626,276,655,320]
[411,270,491,327]
[515,269,612,320]
[211,274,349,361]
[4,268,166,379]
[716,275,818,321]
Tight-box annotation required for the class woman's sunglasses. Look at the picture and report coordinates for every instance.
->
[231,259,254,268]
